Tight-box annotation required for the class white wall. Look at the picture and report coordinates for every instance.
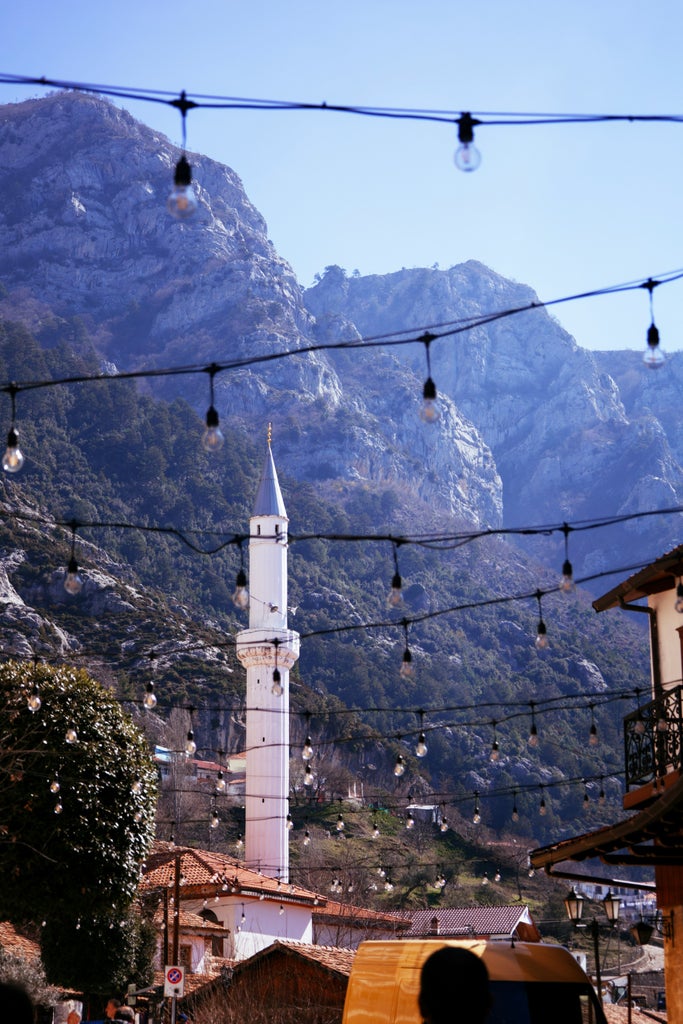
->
[184,896,313,961]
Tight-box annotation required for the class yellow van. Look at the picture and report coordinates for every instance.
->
[342,939,607,1024]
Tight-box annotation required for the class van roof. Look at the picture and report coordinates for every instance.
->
[352,939,590,984]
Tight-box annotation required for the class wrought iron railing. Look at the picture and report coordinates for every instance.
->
[624,684,683,790]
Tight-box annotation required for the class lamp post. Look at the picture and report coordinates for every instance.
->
[564,888,621,1006]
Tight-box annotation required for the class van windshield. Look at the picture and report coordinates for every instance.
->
[489,981,607,1024]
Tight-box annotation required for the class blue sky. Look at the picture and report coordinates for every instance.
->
[4,0,683,352]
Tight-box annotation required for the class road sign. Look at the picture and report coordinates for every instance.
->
[164,965,185,997]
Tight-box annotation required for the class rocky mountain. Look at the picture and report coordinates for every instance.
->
[0,91,669,844]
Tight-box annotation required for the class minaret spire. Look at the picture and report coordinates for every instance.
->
[236,430,300,881]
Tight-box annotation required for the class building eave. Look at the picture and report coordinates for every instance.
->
[530,771,683,876]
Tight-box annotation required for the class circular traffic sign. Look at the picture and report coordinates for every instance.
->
[167,967,183,985]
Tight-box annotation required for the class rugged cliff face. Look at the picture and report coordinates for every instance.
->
[305,264,683,574]
[0,92,503,529]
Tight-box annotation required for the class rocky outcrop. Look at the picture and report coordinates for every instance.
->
[0,93,503,529]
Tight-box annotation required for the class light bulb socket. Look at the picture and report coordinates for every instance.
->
[174,155,193,187]
[423,377,437,402]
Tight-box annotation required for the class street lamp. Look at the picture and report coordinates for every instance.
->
[564,888,621,1006]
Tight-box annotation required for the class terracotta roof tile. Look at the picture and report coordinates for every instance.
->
[404,905,538,939]
[142,842,326,906]
[0,922,40,961]
[313,899,410,929]
[235,940,356,977]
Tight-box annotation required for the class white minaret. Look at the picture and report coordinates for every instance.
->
[236,428,299,881]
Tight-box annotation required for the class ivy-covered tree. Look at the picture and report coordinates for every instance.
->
[0,661,158,988]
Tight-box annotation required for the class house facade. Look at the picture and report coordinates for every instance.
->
[531,544,683,1024]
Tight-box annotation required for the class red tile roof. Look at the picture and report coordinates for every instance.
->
[142,843,326,906]
[0,922,41,961]
[403,905,540,941]
[313,899,410,930]
[232,939,356,978]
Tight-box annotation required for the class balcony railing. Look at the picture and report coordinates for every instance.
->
[624,683,683,790]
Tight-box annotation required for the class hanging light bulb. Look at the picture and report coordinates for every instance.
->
[336,811,345,832]
[454,112,482,172]
[406,810,415,830]
[420,376,441,423]
[50,777,60,794]
[302,735,314,761]
[210,810,220,829]
[303,763,314,787]
[589,706,599,747]
[393,753,406,777]
[440,815,448,833]
[384,877,394,892]
[642,278,665,368]
[583,787,590,811]
[472,792,481,825]
[185,729,197,756]
[511,794,519,822]
[2,387,24,473]
[633,691,646,735]
[535,618,548,649]
[279,904,285,915]
[286,813,294,831]
[27,683,41,712]
[490,721,500,762]
[643,323,665,368]
[143,681,157,710]
[236,834,244,849]
[303,828,311,846]
[54,799,63,815]
[271,668,283,697]
[2,425,24,473]
[419,333,441,422]
[676,580,683,613]
[599,780,606,806]
[202,364,225,451]
[168,154,199,219]
[481,873,489,886]
[528,703,539,748]
[400,646,414,678]
[215,770,227,794]
[414,708,428,757]
[132,776,143,795]
[559,524,575,592]
[65,726,78,744]
[64,523,83,595]
[387,571,403,608]
[232,566,249,610]
[64,555,83,596]
[534,592,548,649]
[372,821,380,839]
[494,869,501,883]
[539,790,547,816]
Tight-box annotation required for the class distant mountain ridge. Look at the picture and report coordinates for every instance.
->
[0,92,667,843]
[2,92,679,584]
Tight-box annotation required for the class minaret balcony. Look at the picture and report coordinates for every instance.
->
[235,627,300,670]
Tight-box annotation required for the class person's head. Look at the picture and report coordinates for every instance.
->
[114,1008,135,1022]
[67,1011,82,1024]
[105,998,121,1019]
[419,947,492,1024]
[0,982,35,1024]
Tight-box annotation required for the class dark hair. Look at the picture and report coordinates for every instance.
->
[114,1009,135,1022]
[419,947,491,1024]
[0,982,35,1024]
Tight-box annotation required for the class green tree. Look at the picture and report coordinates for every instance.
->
[0,661,158,988]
